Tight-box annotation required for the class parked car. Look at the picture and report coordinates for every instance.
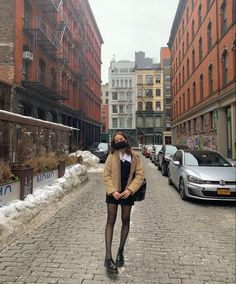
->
[151,145,162,165]
[168,149,236,201]
[89,142,109,163]
[158,145,189,176]
[143,145,153,158]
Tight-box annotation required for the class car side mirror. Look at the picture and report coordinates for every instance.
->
[173,161,180,166]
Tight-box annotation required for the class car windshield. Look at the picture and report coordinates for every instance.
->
[184,152,232,167]
[97,143,108,150]
[165,146,177,155]
[155,146,162,153]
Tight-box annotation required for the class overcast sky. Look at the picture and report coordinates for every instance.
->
[89,0,179,84]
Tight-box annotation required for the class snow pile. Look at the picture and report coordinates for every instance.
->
[0,151,103,242]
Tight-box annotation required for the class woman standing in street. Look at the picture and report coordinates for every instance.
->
[103,131,144,274]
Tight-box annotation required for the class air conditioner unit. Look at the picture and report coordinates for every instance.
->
[23,51,33,61]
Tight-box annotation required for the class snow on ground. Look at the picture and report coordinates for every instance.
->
[0,151,104,242]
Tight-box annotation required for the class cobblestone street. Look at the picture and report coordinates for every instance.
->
[0,154,235,284]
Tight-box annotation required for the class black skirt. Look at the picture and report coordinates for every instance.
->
[106,159,134,206]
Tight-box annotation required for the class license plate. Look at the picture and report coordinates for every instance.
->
[217,188,230,195]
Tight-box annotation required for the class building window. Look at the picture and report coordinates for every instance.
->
[120,79,123,87]
[199,37,203,62]
[137,75,142,84]
[234,0,236,20]
[198,4,202,27]
[146,102,153,111]
[125,79,128,87]
[193,82,196,105]
[156,101,161,111]
[186,7,189,22]
[187,58,190,78]
[192,49,195,70]
[116,79,119,87]
[112,92,118,100]
[182,19,184,35]
[112,118,118,128]
[106,99,108,104]
[112,80,115,87]
[233,40,236,79]
[129,79,132,87]
[146,89,153,97]
[51,68,57,90]
[207,22,212,51]
[165,75,170,81]
[183,93,186,112]
[179,97,182,114]
[208,64,213,95]
[39,59,46,83]
[222,50,228,85]
[186,32,189,48]
[138,102,143,111]
[182,42,184,58]
[137,88,143,97]
[182,66,185,84]
[156,74,161,83]
[221,1,227,35]
[207,0,211,10]
[23,0,31,29]
[145,75,153,84]
[187,88,190,109]
[192,0,194,10]
[191,20,195,39]
[156,89,161,96]
[199,74,204,101]
[112,105,118,113]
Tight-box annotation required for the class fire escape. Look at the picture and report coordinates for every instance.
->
[22,0,69,100]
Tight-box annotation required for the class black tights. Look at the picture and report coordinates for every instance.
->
[105,203,132,259]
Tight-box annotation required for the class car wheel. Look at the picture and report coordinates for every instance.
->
[179,178,188,200]
[168,172,172,185]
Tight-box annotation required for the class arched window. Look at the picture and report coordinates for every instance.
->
[39,59,46,83]
[187,58,190,78]
[207,22,212,51]
[145,75,153,84]
[183,93,186,112]
[207,0,211,10]
[192,49,195,70]
[208,64,213,95]
[199,74,204,101]
[221,1,227,35]
[199,37,203,62]
[138,102,143,111]
[187,88,190,109]
[198,4,202,27]
[191,20,195,39]
[186,7,189,22]
[51,68,57,90]
[193,82,196,105]
[222,50,228,85]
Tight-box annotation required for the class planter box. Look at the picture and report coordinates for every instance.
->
[11,166,33,200]
[0,180,21,207]
[33,169,58,189]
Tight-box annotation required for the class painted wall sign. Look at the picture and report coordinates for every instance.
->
[33,169,58,189]
[0,181,20,207]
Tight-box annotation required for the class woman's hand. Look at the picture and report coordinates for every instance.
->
[121,189,132,199]
[112,191,122,200]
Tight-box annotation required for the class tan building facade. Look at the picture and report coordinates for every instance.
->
[135,68,164,145]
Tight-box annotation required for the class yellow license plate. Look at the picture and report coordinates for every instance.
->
[217,188,230,195]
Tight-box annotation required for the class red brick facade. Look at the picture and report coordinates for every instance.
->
[0,0,103,148]
[168,0,236,159]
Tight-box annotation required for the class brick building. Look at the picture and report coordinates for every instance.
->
[168,0,236,159]
[0,0,103,150]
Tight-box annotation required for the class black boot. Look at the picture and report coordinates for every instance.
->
[115,251,124,267]
[104,258,118,274]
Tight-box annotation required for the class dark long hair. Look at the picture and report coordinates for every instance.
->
[110,131,132,155]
